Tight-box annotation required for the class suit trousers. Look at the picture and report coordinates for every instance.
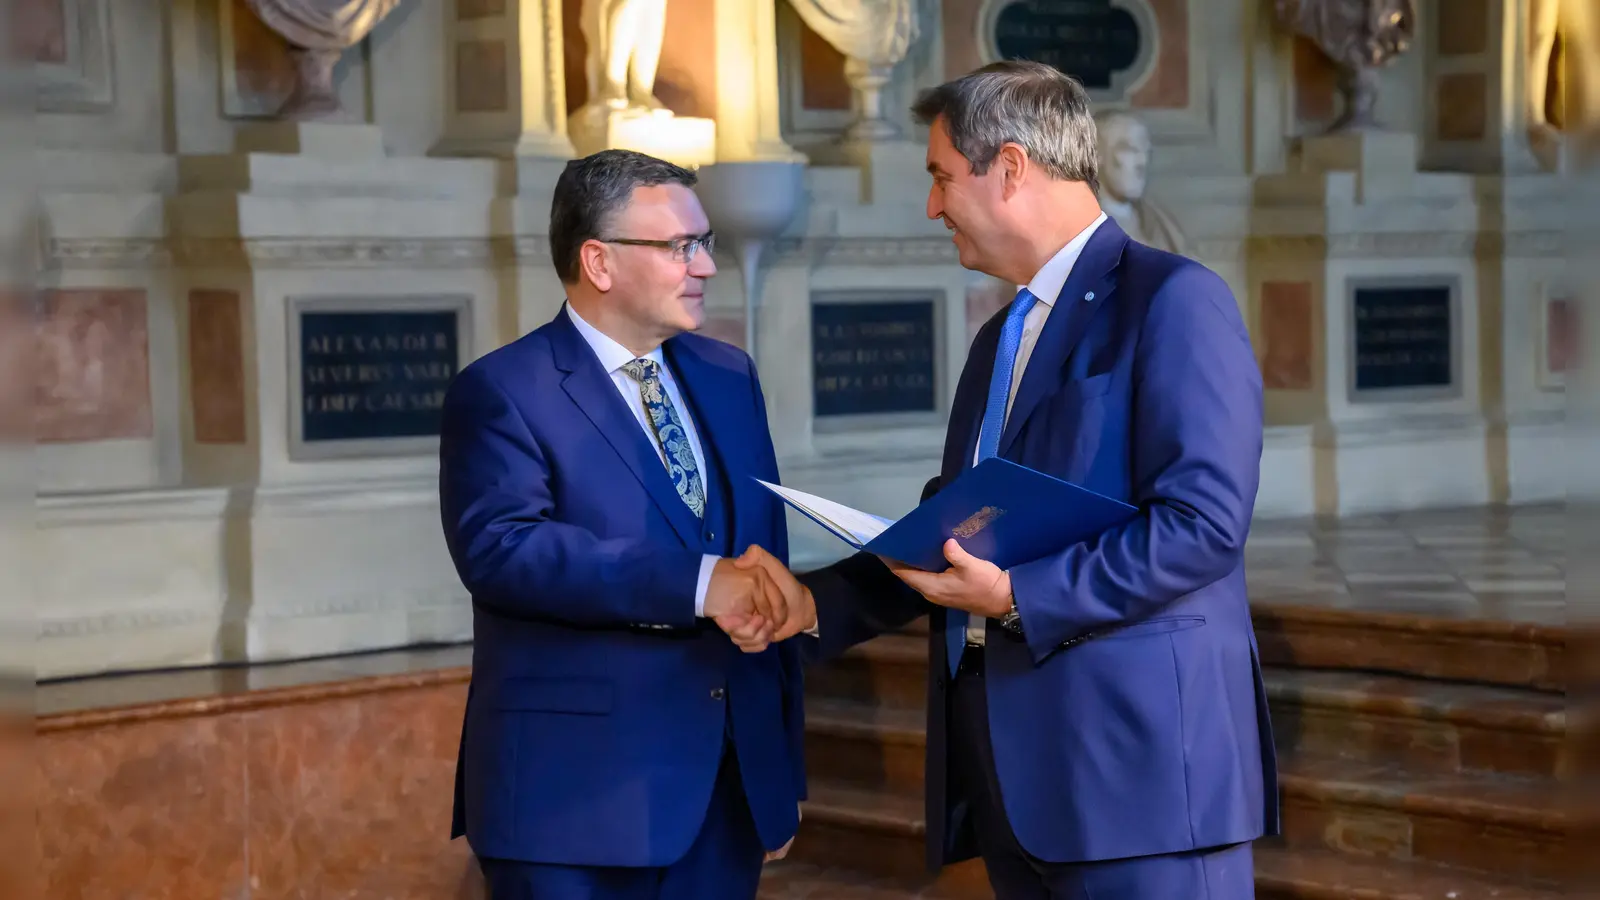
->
[477,741,765,900]
[949,646,1256,900]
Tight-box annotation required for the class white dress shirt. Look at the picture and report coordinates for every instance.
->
[566,304,719,617]
[967,212,1108,645]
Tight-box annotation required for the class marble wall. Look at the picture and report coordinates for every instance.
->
[28,0,1589,677]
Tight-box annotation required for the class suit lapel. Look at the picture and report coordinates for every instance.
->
[997,218,1128,456]
[664,338,749,531]
[549,310,702,547]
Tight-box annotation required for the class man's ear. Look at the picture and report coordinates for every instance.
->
[579,240,613,292]
[996,143,1029,200]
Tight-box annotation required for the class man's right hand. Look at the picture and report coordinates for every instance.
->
[733,545,816,642]
[706,553,793,651]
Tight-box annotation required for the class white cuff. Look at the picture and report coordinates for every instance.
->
[694,554,718,617]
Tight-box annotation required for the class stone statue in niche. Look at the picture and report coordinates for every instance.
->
[1527,0,1596,171]
[1273,0,1416,133]
[578,0,669,113]
[1094,111,1190,257]
[241,0,403,119]
[784,0,921,143]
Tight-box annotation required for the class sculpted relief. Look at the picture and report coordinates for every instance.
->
[1094,111,1189,257]
[1528,0,1596,171]
[577,0,669,113]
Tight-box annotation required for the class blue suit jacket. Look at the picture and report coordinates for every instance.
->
[802,218,1280,867]
[439,306,806,867]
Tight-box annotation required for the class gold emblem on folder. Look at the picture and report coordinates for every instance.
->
[952,506,1006,538]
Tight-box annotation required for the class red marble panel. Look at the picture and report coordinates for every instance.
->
[456,0,506,20]
[37,715,250,897]
[189,289,248,445]
[1436,73,1487,141]
[35,288,153,443]
[657,0,717,119]
[1293,36,1339,125]
[17,0,66,64]
[942,0,986,79]
[1546,294,1579,376]
[1129,0,1189,109]
[244,684,476,899]
[965,277,1014,344]
[229,0,297,111]
[1259,281,1314,391]
[697,314,746,349]
[564,0,587,115]
[798,16,850,111]
[455,39,509,113]
[1437,0,1488,57]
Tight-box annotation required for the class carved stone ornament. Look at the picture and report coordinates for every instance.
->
[785,0,921,142]
[242,0,403,120]
[1274,0,1416,133]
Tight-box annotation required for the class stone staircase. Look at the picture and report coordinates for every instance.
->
[761,603,1569,899]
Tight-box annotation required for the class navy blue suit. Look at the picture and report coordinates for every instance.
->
[439,307,805,898]
[802,219,1279,898]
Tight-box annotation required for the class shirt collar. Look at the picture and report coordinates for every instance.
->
[1022,211,1108,307]
[566,302,666,374]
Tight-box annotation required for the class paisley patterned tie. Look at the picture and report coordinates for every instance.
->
[621,358,707,519]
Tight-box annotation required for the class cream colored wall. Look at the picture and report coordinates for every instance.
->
[29,0,1586,678]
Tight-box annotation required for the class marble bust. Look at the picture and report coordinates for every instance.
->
[1274,0,1416,133]
[578,0,669,113]
[1094,111,1190,257]
[242,0,402,120]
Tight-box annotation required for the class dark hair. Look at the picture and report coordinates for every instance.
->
[548,149,698,285]
[910,60,1099,195]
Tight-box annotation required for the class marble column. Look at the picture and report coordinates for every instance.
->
[713,0,805,163]
[435,0,574,158]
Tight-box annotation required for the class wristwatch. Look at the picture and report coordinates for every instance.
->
[997,595,1024,635]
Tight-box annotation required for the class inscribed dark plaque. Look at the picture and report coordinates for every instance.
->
[299,309,459,441]
[1352,285,1453,391]
[991,0,1142,90]
[813,300,937,416]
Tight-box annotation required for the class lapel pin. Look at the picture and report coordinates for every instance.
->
[1084,291,1095,302]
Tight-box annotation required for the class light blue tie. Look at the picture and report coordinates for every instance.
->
[947,288,1038,677]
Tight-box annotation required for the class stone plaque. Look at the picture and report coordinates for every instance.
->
[986,0,1146,92]
[1350,282,1455,397]
[812,297,938,417]
[289,296,470,459]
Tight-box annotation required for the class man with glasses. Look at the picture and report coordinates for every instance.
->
[438,149,810,899]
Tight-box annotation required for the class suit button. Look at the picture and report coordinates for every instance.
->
[706,530,716,541]
[710,688,725,700]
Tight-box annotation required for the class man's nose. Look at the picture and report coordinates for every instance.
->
[689,250,717,278]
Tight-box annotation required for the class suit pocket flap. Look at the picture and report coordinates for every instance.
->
[493,677,614,714]
[1096,615,1206,641]
[1057,372,1114,401]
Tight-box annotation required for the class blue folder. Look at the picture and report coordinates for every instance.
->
[765,457,1139,572]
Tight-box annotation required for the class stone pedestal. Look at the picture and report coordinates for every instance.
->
[1252,135,1492,515]
[567,105,717,168]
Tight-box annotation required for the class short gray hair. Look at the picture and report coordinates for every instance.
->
[911,60,1099,195]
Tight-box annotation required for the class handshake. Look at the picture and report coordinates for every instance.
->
[704,545,815,653]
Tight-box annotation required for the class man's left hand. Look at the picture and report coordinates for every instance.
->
[764,806,800,862]
[882,539,1012,618]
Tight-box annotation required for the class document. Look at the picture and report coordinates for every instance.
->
[755,481,897,547]
[755,458,1139,572]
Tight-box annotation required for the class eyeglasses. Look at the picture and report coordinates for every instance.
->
[598,231,716,263]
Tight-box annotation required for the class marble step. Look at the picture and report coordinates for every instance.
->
[1251,601,1564,692]
[804,633,929,712]
[806,648,1567,781]
[1266,669,1566,777]
[1278,756,1565,885]
[780,784,1563,900]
